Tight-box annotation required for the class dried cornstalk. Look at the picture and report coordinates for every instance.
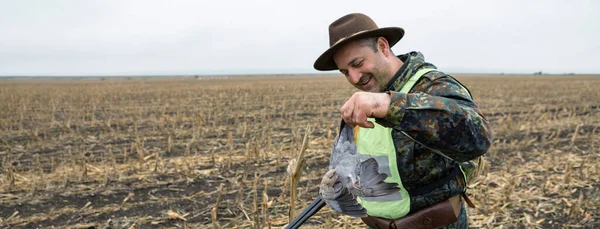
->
[570,124,582,146]
[242,122,247,139]
[267,134,272,153]
[288,124,311,222]
[5,157,15,190]
[154,150,160,173]
[227,154,232,170]
[262,179,270,227]
[235,173,247,204]
[591,126,598,150]
[185,132,196,158]
[35,153,42,176]
[564,162,573,186]
[253,172,260,229]
[211,147,216,166]
[196,113,203,135]
[211,207,221,229]
[81,151,88,179]
[568,190,584,221]
[214,183,224,210]
[278,176,289,202]
[136,136,145,168]
[227,131,233,151]
[123,147,128,163]
[167,135,173,153]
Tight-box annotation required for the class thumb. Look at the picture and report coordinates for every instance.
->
[364,120,374,128]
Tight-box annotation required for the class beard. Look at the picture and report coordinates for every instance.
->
[354,53,393,92]
[356,73,373,86]
[354,63,392,92]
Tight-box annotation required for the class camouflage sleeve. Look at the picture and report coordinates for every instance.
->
[378,74,493,162]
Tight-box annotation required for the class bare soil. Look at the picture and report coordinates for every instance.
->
[0,75,598,228]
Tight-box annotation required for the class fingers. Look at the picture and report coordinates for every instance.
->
[340,98,355,126]
[322,169,338,185]
[320,186,336,200]
[341,94,361,127]
[341,92,391,128]
[341,93,375,128]
[352,105,374,128]
[320,169,339,201]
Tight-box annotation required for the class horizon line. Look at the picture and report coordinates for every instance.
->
[0,72,595,78]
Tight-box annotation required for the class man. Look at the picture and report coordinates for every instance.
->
[315,13,493,228]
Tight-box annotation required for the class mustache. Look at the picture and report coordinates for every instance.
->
[356,73,373,85]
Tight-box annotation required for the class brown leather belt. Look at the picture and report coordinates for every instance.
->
[360,194,462,229]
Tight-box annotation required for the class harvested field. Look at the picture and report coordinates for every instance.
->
[0,74,598,228]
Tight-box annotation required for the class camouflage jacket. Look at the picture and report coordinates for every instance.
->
[375,51,493,214]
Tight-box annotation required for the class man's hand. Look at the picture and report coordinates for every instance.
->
[319,169,339,201]
[318,169,368,217]
[340,92,391,128]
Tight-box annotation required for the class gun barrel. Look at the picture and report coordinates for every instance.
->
[285,196,326,229]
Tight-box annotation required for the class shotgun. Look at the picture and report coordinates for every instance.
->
[285,196,326,229]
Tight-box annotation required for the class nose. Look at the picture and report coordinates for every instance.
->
[347,68,362,84]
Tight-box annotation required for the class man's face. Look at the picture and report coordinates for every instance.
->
[333,39,393,92]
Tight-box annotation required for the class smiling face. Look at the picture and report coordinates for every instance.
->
[333,37,396,92]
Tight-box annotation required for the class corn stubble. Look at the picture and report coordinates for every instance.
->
[0,75,598,228]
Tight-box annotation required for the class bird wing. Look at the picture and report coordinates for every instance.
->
[357,157,401,197]
[324,177,367,218]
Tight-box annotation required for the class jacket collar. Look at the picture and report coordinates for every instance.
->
[383,51,436,92]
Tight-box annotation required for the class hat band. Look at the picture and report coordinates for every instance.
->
[332,30,370,47]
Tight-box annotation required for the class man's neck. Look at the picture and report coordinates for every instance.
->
[391,56,404,74]
[388,55,404,79]
[381,54,411,92]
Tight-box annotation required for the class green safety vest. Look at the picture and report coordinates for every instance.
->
[354,68,473,219]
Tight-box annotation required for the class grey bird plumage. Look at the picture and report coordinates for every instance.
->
[321,124,401,218]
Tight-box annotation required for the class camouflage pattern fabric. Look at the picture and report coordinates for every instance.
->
[372,51,493,228]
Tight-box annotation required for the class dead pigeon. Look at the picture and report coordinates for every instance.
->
[319,123,401,218]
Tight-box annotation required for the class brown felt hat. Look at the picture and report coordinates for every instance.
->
[313,13,404,71]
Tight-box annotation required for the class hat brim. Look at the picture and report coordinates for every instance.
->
[313,27,404,71]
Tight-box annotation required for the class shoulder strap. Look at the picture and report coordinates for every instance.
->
[401,68,474,100]
[399,68,436,93]
[400,131,456,162]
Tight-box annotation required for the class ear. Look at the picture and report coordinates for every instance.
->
[376,37,392,57]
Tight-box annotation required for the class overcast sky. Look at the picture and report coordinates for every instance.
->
[0,0,598,76]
